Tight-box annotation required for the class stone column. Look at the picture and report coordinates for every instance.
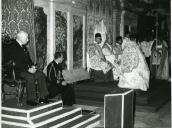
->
[120,10,125,37]
[47,0,55,64]
[67,11,73,70]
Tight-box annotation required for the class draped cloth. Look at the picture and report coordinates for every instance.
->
[114,38,150,91]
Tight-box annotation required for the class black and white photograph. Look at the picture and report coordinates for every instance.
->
[1,0,171,128]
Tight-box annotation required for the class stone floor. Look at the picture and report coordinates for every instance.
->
[134,101,171,128]
[75,101,171,128]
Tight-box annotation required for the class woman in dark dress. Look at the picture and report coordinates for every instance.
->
[47,52,75,106]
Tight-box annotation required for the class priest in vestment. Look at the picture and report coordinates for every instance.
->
[150,39,169,80]
[113,36,150,91]
[102,33,116,68]
[88,33,113,82]
[102,35,123,80]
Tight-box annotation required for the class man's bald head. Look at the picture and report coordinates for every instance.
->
[16,31,29,45]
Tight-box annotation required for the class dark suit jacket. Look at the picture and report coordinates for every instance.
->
[47,60,64,84]
[9,39,33,74]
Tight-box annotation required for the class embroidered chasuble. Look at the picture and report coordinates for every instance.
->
[113,38,150,91]
[88,43,111,73]
[88,42,113,82]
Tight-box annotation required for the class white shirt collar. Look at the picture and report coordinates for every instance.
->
[16,39,23,47]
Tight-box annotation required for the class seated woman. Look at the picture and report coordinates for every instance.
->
[47,52,75,106]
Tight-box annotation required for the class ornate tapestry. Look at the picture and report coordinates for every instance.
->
[73,15,83,68]
[55,11,67,54]
[2,0,36,62]
[34,7,47,70]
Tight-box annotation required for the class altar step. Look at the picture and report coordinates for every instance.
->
[74,80,171,111]
[75,81,116,107]
[2,100,100,128]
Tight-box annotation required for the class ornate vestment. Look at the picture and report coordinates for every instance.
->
[88,42,111,74]
[140,41,154,58]
[116,38,150,91]
[102,43,122,80]
[102,43,116,65]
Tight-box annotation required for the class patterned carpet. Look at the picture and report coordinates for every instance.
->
[74,101,171,128]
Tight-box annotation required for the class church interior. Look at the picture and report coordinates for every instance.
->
[1,0,171,128]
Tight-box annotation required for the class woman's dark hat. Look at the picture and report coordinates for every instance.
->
[95,33,101,38]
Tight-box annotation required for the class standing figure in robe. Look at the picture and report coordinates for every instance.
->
[113,36,123,61]
[111,36,123,80]
[113,34,150,91]
[102,33,115,64]
[88,33,113,82]
[139,38,154,68]
[150,37,169,80]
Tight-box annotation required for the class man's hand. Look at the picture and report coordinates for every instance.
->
[100,57,106,62]
[106,61,112,66]
[56,80,60,84]
[28,67,37,74]
[31,65,37,69]
[117,60,121,65]
[62,81,67,86]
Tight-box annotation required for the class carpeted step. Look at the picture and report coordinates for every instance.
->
[2,116,29,125]
[56,114,101,128]
[1,101,63,127]
[135,80,171,111]
[2,124,26,128]
[2,101,63,118]
[76,98,104,107]
[74,81,119,107]
[29,101,63,117]
[33,107,82,128]
[2,99,101,128]
[148,82,170,102]
[75,81,117,93]
[135,91,149,104]
[75,91,105,100]
[76,95,104,102]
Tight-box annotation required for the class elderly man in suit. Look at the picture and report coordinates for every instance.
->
[9,31,49,106]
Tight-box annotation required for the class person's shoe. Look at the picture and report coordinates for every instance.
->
[39,98,49,104]
[26,100,38,106]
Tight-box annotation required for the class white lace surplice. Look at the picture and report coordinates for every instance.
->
[102,43,116,65]
[102,43,121,80]
[118,40,150,91]
[88,43,111,74]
